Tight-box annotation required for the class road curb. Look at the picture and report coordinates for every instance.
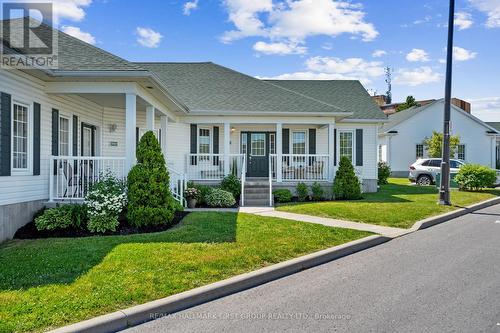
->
[412,196,500,230]
[49,235,390,333]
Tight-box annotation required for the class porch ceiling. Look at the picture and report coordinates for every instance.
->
[77,93,150,110]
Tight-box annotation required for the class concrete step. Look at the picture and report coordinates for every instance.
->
[245,182,269,187]
[244,199,271,206]
[244,187,270,194]
[244,192,270,200]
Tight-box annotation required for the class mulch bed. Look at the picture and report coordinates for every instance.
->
[14,211,190,240]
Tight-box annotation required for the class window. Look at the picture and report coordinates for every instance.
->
[241,133,247,154]
[198,128,211,161]
[339,131,353,161]
[250,133,265,156]
[378,145,383,162]
[416,144,424,159]
[450,160,463,169]
[429,159,441,167]
[269,133,276,154]
[292,131,306,154]
[59,115,70,156]
[12,102,30,171]
[457,144,466,161]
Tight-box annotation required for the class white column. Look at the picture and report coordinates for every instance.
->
[224,122,230,175]
[146,106,155,131]
[160,115,168,160]
[276,123,282,182]
[328,123,335,182]
[125,93,137,172]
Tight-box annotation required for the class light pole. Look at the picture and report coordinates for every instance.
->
[439,0,455,205]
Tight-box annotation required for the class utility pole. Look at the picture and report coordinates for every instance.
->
[439,0,455,206]
[385,67,392,104]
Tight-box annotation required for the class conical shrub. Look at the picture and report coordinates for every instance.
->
[333,156,362,200]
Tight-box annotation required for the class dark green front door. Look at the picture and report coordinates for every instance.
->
[245,132,268,177]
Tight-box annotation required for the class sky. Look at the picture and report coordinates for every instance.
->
[6,0,500,121]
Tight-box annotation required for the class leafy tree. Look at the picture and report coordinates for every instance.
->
[423,131,460,158]
[127,131,175,227]
[396,96,419,112]
[333,156,362,200]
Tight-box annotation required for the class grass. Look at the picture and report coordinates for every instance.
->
[0,212,371,333]
[277,178,500,229]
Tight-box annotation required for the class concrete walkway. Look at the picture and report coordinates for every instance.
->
[239,206,408,238]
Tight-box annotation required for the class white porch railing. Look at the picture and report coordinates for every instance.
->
[169,167,187,207]
[270,154,330,182]
[240,155,246,206]
[49,156,126,201]
[186,154,245,180]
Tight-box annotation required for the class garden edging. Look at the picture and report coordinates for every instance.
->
[49,234,390,333]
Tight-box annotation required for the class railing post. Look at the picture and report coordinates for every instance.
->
[276,123,283,182]
[328,123,335,182]
[49,156,54,202]
[224,122,230,176]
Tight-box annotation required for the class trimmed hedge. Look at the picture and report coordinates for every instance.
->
[455,164,497,191]
[273,189,292,203]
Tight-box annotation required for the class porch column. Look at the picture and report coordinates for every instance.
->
[224,122,230,175]
[160,115,168,160]
[125,93,137,172]
[146,105,155,131]
[328,123,335,182]
[276,122,283,182]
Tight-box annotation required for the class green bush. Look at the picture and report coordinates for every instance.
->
[378,162,391,185]
[273,189,293,203]
[186,181,212,205]
[311,182,324,201]
[87,215,119,234]
[455,164,497,191]
[296,182,309,202]
[221,174,241,199]
[35,204,87,231]
[333,156,362,200]
[127,131,175,227]
[205,188,236,207]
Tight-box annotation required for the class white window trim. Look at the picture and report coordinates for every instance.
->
[11,100,33,176]
[58,113,73,157]
[197,126,213,156]
[457,144,466,161]
[290,130,308,155]
[269,133,276,155]
[337,129,356,163]
[415,143,424,159]
[240,132,248,155]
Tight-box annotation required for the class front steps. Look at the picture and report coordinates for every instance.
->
[243,178,272,207]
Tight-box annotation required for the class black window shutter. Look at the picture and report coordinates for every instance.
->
[333,129,337,166]
[282,128,290,154]
[135,127,139,147]
[33,102,41,175]
[308,129,316,166]
[356,129,363,166]
[72,115,78,156]
[213,126,219,166]
[0,92,12,176]
[52,109,59,156]
[190,124,197,165]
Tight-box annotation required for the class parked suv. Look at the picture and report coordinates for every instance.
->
[409,158,465,186]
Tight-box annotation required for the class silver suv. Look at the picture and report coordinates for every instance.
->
[409,158,465,186]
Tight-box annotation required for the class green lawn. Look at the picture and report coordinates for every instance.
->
[0,212,370,333]
[276,178,500,229]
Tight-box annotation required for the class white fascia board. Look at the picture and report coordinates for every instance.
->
[45,81,138,94]
[179,115,341,124]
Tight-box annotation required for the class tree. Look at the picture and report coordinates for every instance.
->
[423,131,460,158]
[333,156,362,200]
[396,96,419,112]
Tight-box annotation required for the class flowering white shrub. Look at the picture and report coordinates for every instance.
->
[85,172,126,233]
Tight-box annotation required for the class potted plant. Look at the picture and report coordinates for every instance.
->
[184,187,199,208]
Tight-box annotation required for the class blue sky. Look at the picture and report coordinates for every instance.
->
[16,0,500,121]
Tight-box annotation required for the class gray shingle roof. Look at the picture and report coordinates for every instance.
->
[136,62,348,114]
[487,122,500,131]
[265,80,387,120]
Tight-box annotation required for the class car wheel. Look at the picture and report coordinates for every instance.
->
[417,175,432,186]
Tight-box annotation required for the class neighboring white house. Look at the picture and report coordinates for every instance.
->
[486,122,500,170]
[0,23,387,241]
[378,99,500,177]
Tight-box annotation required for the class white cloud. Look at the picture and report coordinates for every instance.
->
[438,58,446,64]
[253,41,306,55]
[221,0,378,48]
[7,0,92,23]
[469,0,500,28]
[259,56,384,85]
[469,97,500,121]
[453,46,477,61]
[61,25,95,44]
[372,49,387,57]
[455,12,473,30]
[183,0,199,15]
[136,27,163,48]
[393,66,442,86]
[406,48,430,62]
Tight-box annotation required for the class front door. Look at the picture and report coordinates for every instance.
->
[81,123,96,156]
[245,132,268,177]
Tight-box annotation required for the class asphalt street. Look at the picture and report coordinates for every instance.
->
[124,204,500,333]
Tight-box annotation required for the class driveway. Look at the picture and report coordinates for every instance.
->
[124,204,500,333]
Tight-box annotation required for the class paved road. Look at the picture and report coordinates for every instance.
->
[124,204,500,333]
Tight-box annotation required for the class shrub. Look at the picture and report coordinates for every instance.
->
[186,182,212,205]
[273,189,293,203]
[221,174,241,199]
[378,162,391,185]
[333,156,362,200]
[127,131,175,227]
[311,182,324,201]
[35,204,87,231]
[205,188,236,208]
[455,164,497,191]
[85,172,126,233]
[296,182,309,202]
